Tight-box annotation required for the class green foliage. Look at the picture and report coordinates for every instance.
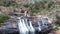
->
[56,15,60,25]
[53,15,60,31]
[54,25,59,31]
[0,14,8,23]
[25,0,55,14]
[54,23,60,31]
[23,4,30,8]
[0,0,16,7]
[14,8,17,12]
[56,2,60,5]
[48,1,55,8]
[31,9,39,14]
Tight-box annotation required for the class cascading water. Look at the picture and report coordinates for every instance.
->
[17,17,25,34]
[21,19,29,34]
[35,17,50,32]
[17,17,29,34]
[29,20,35,34]
[37,17,41,32]
[24,18,35,34]
[24,19,30,31]
[17,17,52,34]
[41,18,48,29]
[16,10,52,34]
[24,10,35,34]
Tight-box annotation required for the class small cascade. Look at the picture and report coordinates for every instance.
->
[21,19,29,34]
[17,17,25,34]
[37,17,42,32]
[17,17,29,34]
[41,18,48,29]
[24,19,30,30]
[16,10,53,34]
[29,20,35,34]
[24,19,31,33]
[17,17,35,34]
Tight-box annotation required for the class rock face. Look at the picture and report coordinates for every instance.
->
[55,30,60,34]
[0,6,14,14]
[48,30,60,34]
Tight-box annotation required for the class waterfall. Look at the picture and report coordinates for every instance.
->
[17,16,52,34]
[16,10,52,34]
[24,19,30,32]
[17,17,29,34]
[36,17,41,32]
[29,20,35,34]
[24,18,35,34]
[42,18,48,28]
[17,17,35,34]
[21,19,29,34]
[17,17,25,34]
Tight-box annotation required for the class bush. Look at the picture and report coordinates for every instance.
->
[31,9,39,14]
[0,0,16,7]
[56,15,60,24]
[48,1,54,8]
[0,14,9,23]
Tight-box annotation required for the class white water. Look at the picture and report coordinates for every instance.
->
[17,10,35,34]
[24,19,30,30]
[24,10,27,16]
[29,20,35,34]
[37,18,41,32]
[21,19,29,34]
[42,18,48,28]
[17,17,52,34]
[24,10,30,17]
[17,17,29,34]
[17,17,35,34]
[17,17,25,34]
[17,10,52,34]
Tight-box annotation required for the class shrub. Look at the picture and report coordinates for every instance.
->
[0,0,16,7]
[0,14,9,23]
[56,15,60,25]
[31,9,39,14]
